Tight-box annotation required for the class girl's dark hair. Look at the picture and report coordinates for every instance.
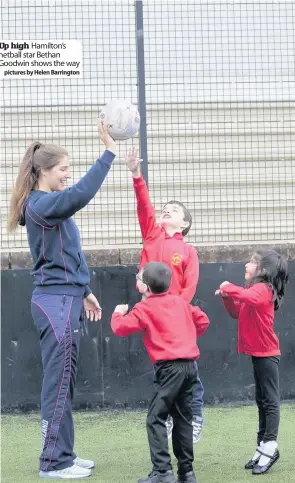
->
[8,142,68,231]
[251,249,288,310]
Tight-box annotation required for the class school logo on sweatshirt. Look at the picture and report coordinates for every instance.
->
[171,253,183,266]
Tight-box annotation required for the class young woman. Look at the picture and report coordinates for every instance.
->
[8,121,116,479]
[216,249,288,475]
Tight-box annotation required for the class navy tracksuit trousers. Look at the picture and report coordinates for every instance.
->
[31,291,84,472]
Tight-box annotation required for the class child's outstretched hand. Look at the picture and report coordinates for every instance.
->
[114,304,129,315]
[126,147,142,177]
[215,281,230,296]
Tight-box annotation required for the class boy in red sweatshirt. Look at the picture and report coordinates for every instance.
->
[126,148,204,443]
[111,262,210,483]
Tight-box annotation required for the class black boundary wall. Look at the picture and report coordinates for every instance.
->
[1,243,295,412]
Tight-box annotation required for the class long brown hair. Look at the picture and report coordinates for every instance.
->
[8,141,68,231]
[250,250,288,311]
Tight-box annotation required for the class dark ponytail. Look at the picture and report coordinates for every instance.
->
[8,142,68,231]
[272,254,289,310]
[251,249,288,310]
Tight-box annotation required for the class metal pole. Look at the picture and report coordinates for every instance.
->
[135,0,149,186]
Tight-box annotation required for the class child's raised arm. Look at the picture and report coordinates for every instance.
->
[126,148,161,241]
[111,303,144,337]
[215,281,242,318]
[219,281,272,307]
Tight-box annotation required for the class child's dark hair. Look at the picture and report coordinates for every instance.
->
[163,200,192,236]
[251,249,288,310]
[142,262,172,294]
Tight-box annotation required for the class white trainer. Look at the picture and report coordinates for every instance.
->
[192,416,203,443]
[74,456,95,469]
[39,463,91,479]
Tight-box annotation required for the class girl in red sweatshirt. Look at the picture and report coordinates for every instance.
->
[216,249,288,476]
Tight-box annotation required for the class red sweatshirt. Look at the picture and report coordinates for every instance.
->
[111,293,210,364]
[221,282,280,357]
[133,176,199,302]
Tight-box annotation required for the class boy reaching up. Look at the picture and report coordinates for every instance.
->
[126,148,205,443]
[111,262,210,483]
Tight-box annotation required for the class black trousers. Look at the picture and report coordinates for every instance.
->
[252,356,280,444]
[147,359,197,476]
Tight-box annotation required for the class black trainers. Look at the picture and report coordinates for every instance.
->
[138,470,177,483]
[177,471,197,483]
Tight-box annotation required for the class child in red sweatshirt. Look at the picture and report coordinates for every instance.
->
[111,262,210,483]
[126,148,204,444]
[216,249,288,476]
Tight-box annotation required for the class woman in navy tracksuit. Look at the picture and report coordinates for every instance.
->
[8,121,116,479]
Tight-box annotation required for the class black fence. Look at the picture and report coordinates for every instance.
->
[1,0,295,250]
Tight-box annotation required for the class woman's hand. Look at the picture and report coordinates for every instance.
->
[84,293,102,322]
[98,119,117,154]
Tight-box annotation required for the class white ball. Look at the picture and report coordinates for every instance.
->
[99,100,140,141]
